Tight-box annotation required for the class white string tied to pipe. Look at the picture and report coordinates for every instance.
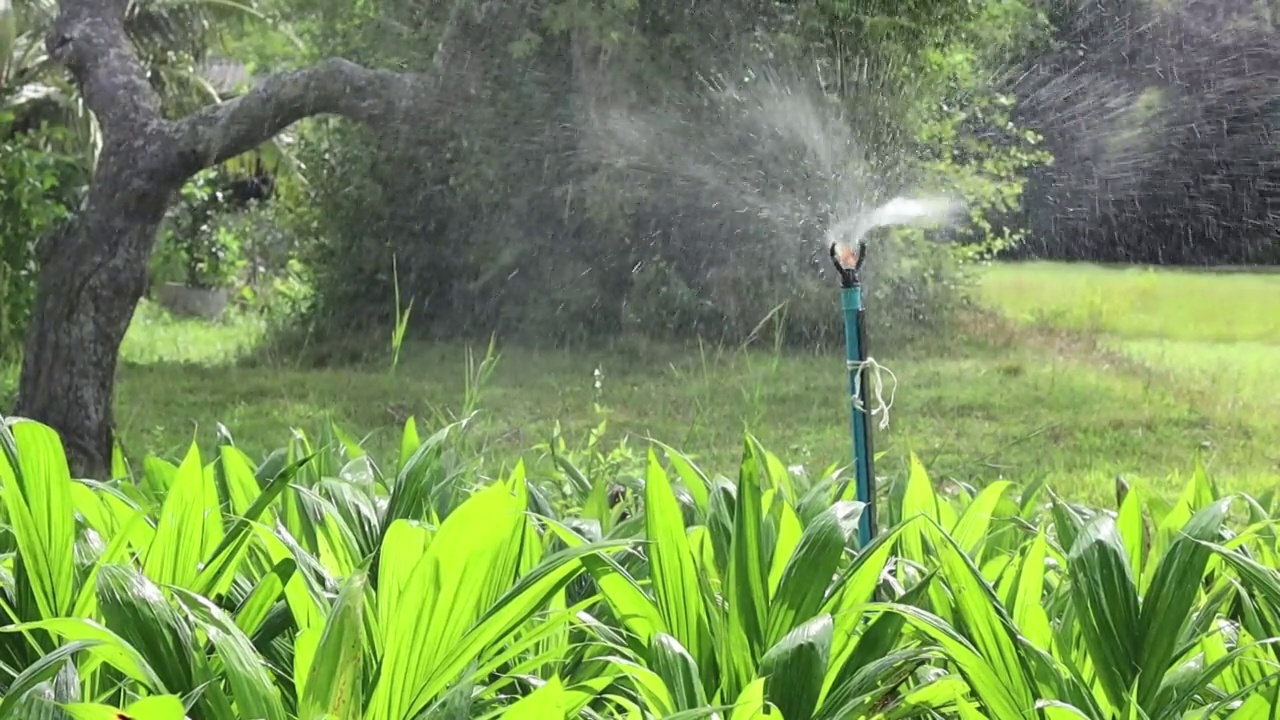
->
[847,356,898,430]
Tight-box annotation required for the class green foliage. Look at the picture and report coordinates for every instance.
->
[286,0,1050,350]
[152,169,252,290]
[906,15,1053,260]
[0,126,78,362]
[2,361,1280,717]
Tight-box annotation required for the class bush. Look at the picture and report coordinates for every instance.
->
[153,165,308,292]
[0,407,1277,718]
[284,1,1048,352]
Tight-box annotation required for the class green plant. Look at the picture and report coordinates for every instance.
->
[1,393,1279,719]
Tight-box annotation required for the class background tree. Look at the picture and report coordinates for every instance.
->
[1,0,277,356]
[13,0,436,475]
[290,0,1047,352]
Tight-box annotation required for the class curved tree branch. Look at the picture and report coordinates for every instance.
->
[172,58,429,171]
[21,0,442,475]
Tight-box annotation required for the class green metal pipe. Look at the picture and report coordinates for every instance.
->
[831,241,876,548]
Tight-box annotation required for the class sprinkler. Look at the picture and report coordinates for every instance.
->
[830,239,876,548]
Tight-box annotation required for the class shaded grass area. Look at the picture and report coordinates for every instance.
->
[99,293,1277,505]
[119,299,267,364]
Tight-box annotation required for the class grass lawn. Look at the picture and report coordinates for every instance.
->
[31,260,1254,505]
[979,260,1280,425]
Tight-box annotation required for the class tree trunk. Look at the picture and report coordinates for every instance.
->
[15,0,433,476]
[15,140,175,476]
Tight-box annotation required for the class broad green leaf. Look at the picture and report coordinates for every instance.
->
[767,501,861,647]
[500,675,568,719]
[932,526,1038,714]
[951,481,1012,557]
[599,655,676,716]
[195,458,301,598]
[96,564,236,719]
[63,696,186,720]
[366,479,524,720]
[470,596,597,683]
[72,506,153,620]
[4,617,164,689]
[1067,516,1142,710]
[724,440,771,695]
[141,455,178,495]
[294,625,322,705]
[1049,497,1086,556]
[257,524,326,631]
[818,649,946,720]
[643,451,712,674]
[888,672,968,714]
[416,540,621,705]
[1135,498,1230,710]
[755,441,797,506]
[0,419,76,620]
[583,469,613,533]
[822,573,933,714]
[172,588,288,720]
[579,553,666,649]
[234,558,296,637]
[543,518,664,647]
[0,640,99,720]
[298,571,367,720]
[1009,532,1053,651]
[875,603,1036,719]
[368,467,591,720]
[377,519,431,624]
[110,439,130,481]
[219,443,267,517]
[657,442,711,517]
[398,416,421,472]
[143,443,223,589]
[1223,692,1278,720]
[1037,701,1094,719]
[767,500,804,597]
[822,522,897,622]
[955,695,990,719]
[729,678,772,720]
[1116,488,1146,584]
[759,614,833,720]
[1153,638,1280,718]
[649,633,708,713]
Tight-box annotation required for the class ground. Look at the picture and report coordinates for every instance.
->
[6,261,1279,504]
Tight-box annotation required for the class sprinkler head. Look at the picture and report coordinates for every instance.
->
[829,240,867,289]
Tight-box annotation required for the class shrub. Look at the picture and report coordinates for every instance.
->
[283,1,1048,352]
[0,411,1276,718]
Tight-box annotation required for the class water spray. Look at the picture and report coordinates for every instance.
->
[830,239,876,548]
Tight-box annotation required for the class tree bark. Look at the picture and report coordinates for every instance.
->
[14,0,429,476]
